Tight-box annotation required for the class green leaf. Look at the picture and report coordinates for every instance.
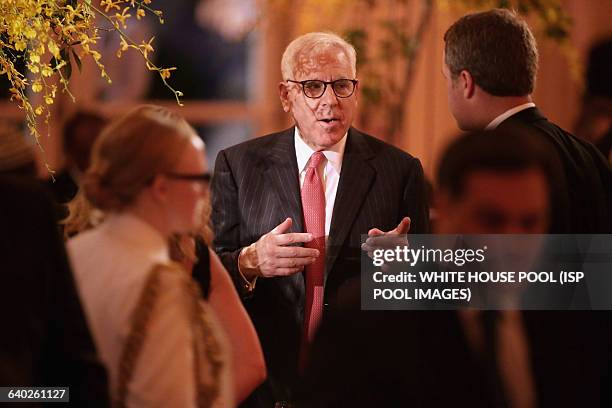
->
[60,48,71,80]
[61,60,72,80]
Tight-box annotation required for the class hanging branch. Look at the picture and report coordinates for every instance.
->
[0,0,181,145]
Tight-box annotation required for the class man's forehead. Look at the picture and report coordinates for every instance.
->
[292,48,352,79]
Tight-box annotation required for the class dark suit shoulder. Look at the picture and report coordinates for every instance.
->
[503,108,607,165]
[502,107,612,232]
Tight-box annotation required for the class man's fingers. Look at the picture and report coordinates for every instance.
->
[393,217,411,234]
[274,266,304,276]
[368,217,411,237]
[275,232,314,245]
[275,246,319,258]
[271,217,293,234]
[275,257,317,268]
[368,228,385,236]
[364,234,409,248]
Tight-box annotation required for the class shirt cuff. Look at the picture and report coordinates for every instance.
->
[237,246,258,294]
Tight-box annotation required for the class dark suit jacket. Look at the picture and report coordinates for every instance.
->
[298,309,496,408]
[498,107,612,233]
[0,176,109,407]
[211,127,429,404]
[300,306,612,408]
[499,108,612,407]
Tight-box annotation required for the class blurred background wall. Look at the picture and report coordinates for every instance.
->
[1,0,611,181]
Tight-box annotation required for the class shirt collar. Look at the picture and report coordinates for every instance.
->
[294,127,347,174]
[485,102,536,130]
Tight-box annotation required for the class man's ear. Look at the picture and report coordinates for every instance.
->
[278,82,291,112]
[460,70,476,99]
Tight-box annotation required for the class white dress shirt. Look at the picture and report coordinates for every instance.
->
[294,128,347,239]
[485,102,536,130]
[68,213,232,408]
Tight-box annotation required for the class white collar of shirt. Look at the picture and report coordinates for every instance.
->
[485,102,536,130]
[294,127,347,175]
[100,212,170,263]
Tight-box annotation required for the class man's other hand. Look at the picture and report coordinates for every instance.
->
[361,217,411,258]
[239,218,320,279]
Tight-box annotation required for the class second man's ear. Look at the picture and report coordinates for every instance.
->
[460,70,475,99]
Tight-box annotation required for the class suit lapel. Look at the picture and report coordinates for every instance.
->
[262,127,304,234]
[326,128,376,276]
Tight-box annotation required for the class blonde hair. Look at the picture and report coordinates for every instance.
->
[281,32,357,80]
[63,105,212,242]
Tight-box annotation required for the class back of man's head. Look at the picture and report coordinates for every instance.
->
[444,8,538,97]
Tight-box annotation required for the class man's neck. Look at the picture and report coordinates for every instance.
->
[478,95,533,129]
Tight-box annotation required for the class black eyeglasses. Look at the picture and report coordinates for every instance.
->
[164,172,211,183]
[286,78,358,99]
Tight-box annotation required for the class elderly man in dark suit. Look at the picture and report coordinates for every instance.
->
[211,32,429,406]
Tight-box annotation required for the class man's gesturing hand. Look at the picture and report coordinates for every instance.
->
[361,217,411,257]
[239,218,320,280]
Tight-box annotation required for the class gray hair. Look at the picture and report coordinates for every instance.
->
[281,32,357,80]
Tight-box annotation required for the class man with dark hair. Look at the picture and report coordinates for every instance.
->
[442,11,612,407]
[443,8,612,233]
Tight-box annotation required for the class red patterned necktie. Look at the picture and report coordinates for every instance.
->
[300,151,326,352]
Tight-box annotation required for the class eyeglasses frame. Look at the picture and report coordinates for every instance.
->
[286,78,358,99]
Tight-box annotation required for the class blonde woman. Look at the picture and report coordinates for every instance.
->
[66,105,263,407]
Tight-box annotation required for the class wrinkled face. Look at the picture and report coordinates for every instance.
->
[437,168,550,234]
[165,137,208,234]
[280,47,358,150]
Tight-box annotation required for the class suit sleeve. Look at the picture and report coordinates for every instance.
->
[403,157,430,234]
[211,150,252,298]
